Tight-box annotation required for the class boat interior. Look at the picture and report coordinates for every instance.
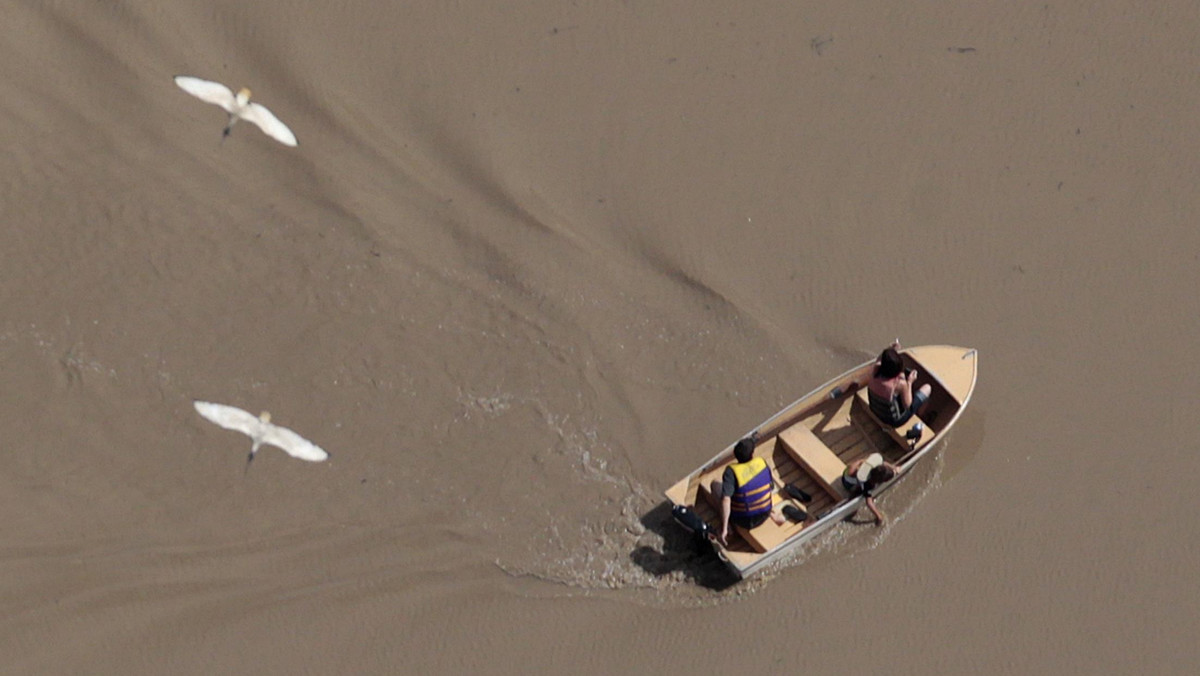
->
[666,351,964,559]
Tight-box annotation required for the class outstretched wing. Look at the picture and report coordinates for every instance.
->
[194,401,263,437]
[174,76,237,113]
[259,423,328,462]
[240,102,298,146]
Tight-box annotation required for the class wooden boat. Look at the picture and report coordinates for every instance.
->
[664,345,978,579]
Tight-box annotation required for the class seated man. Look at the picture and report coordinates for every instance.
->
[841,453,900,526]
[867,340,932,427]
[709,437,786,545]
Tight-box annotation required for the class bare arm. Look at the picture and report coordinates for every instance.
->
[897,373,914,409]
[719,496,732,545]
[846,458,863,476]
[865,496,885,526]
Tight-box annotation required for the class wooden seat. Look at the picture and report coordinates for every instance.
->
[854,387,929,450]
[776,424,848,500]
[734,507,805,552]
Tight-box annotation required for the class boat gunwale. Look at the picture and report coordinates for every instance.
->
[666,345,978,578]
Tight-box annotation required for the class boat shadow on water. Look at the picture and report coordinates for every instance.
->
[628,501,742,591]
[631,499,883,590]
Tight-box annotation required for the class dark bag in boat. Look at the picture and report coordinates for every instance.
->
[671,504,712,540]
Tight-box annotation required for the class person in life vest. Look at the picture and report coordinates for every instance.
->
[709,437,786,545]
[842,452,899,526]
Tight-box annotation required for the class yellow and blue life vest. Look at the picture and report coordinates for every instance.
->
[729,457,773,519]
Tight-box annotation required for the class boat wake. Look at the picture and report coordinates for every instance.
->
[494,435,950,607]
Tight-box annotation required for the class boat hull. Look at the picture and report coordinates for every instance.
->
[664,345,978,579]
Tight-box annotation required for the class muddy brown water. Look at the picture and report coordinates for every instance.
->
[2,2,1198,673]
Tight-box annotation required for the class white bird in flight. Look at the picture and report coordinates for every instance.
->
[174,75,298,146]
[194,401,328,467]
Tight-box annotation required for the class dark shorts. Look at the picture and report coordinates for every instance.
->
[841,474,864,496]
[888,389,929,427]
[730,512,770,529]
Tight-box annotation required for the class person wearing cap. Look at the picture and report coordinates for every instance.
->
[867,340,932,427]
[709,437,787,546]
[842,452,899,526]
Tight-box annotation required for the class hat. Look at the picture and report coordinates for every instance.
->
[856,453,884,482]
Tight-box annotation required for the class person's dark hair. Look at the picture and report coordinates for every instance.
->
[733,437,755,463]
[866,464,895,488]
[876,348,904,379]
